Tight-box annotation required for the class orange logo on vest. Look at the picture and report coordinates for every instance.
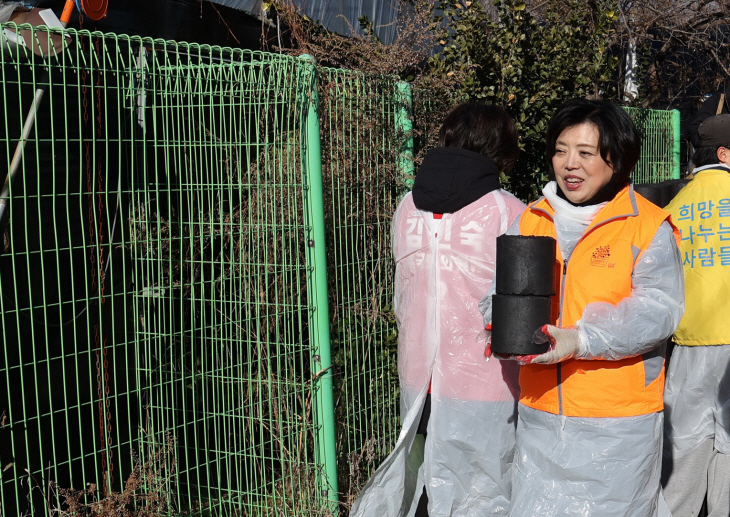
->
[591,245,610,267]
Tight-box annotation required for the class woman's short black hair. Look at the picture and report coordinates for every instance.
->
[439,102,519,173]
[692,146,722,168]
[545,99,641,186]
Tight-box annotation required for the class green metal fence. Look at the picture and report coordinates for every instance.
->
[624,107,681,183]
[317,68,405,507]
[0,24,408,516]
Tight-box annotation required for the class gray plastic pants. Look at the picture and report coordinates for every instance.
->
[663,344,730,517]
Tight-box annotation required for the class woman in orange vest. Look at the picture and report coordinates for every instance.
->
[481,99,684,516]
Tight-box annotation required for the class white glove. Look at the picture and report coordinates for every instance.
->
[530,325,583,364]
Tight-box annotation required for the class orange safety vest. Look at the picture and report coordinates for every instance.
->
[518,185,676,417]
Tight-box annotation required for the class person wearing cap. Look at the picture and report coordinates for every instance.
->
[662,114,730,517]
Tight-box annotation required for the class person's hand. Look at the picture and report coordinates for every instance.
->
[484,323,493,359]
[529,324,582,364]
[510,352,543,365]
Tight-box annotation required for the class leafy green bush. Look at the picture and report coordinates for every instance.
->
[430,0,619,200]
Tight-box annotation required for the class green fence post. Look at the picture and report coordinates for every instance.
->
[396,81,415,189]
[298,54,340,513]
[671,109,681,179]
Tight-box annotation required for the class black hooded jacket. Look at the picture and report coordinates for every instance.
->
[411,147,502,213]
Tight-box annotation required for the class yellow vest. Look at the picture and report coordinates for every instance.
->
[666,167,730,345]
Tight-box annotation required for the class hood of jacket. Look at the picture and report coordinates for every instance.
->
[411,147,502,213]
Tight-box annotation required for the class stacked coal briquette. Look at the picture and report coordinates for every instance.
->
[491,235,557,356]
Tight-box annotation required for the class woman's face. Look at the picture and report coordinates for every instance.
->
[552,122,614,204]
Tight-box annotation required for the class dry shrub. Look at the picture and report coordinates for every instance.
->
[263,0,437,76]
[263,0,463,165]
[52,435,176,517]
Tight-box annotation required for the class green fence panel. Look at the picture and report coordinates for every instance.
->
[316,67,404,508]
[624,107,681,183]
[0,25,338,516]
[395,81,415,190]
[128,41,330,516]
[0,24,142,516]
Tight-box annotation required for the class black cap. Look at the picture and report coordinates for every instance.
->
[698,114,730,147]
